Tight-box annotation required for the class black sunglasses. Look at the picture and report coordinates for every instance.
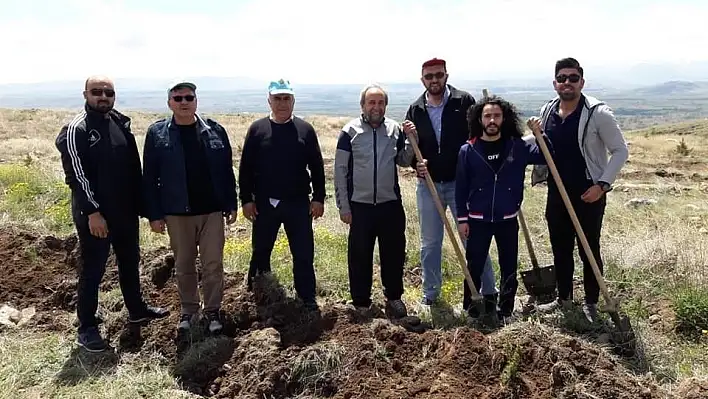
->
[89,88,115,97]
[172,95,195,102]
[556,74,581,83]
[423,72,446,80]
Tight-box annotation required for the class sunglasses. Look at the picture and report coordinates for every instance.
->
[423,72,446,80]
[89,88,115,97]
[555,74,581,84]
[172,95,195,102]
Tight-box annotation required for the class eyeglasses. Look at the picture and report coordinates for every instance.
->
[423,72,446,80]
[172,95,195,102]
[89,88,115,97]
[555,74,581,83]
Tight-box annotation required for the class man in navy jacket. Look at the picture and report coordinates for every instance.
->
[455,95,548,326]
[142,80,238,335]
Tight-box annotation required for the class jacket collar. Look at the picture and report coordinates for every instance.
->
[547,93,605,112]
[166,113,211,133]
[84,103,130,125]
[425,85,450,107]
[360,113,387,129]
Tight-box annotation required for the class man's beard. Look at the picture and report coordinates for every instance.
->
[427,82,444,96]
[89,100,113,113]
[365,110,384,125]
[557,87,578,101]
[484,123,500,136]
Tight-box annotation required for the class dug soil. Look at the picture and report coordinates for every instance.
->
[0,227,696,398]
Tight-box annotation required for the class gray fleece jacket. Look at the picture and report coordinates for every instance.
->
[334,116,414,215]
[532,94,629,187]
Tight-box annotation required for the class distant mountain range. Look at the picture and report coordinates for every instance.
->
[1,76,708,122]
[626,81,708,97]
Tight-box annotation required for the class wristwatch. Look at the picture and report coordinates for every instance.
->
[598,181,611,192]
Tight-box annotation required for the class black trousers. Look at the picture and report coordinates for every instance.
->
[463,218,519,315]
[73,209,145,333]
[347,200,406,307]
[248,197,316,302]
[545,189,607,304]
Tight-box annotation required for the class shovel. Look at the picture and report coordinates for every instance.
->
[529,124,636,354]
[518,209,557,303]
[406,132,484,312]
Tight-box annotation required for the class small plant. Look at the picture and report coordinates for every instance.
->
[500,343,522,387]
[675,138,692,156]
[22,154,33,167]
[672,286,708,337]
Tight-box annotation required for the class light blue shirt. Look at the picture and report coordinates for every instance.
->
[425,85,450,145]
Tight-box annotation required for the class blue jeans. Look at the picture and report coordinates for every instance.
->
[416,179,498,301]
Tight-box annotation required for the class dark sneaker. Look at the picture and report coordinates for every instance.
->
[129,305,170,324]
[177,313,193,331]
[385,299,408,319]
[583,303,599,323]
[348,301,371,313]
[204,310,223,334]
[76,327,108,352]
[536,298,573,313]
[420,297,434,306]
[466,305,481,319]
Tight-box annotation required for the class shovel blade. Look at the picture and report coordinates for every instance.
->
[520,264,557,300]
[608,312,637,357]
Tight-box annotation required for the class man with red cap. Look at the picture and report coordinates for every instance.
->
[402,58,498,316]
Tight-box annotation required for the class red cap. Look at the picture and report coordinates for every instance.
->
[422,58,446,69]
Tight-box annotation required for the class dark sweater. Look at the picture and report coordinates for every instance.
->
[238,116,326,205]
[173,122,219,216]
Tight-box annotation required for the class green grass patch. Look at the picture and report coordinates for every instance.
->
[0,163,74,235]
[673,286,708,337]
[223,226,351,300]
[0,331,189,399]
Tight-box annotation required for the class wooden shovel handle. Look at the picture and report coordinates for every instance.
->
[530,128,616,308]
[407,132,482,300]
[517,209,539,269]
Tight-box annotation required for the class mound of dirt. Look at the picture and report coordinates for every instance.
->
[0,227,173,317]
[0,228,681,398]
[102,268,669,399]
[674,377,708,399]
[0,228,80,311]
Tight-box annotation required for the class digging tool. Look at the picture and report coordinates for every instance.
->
[529,123,636,352]
[406,132,483,307]
[518,209,557,302]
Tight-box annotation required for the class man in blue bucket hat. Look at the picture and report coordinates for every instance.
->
[238,78,326,311]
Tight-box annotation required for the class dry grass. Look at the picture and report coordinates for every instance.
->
[0,107,707,397]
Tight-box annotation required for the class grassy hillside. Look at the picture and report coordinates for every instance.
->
[0,108,707,398]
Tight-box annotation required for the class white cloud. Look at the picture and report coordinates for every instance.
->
[0,0,707,85]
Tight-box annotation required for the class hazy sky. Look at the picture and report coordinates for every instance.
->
[1,0,707,85]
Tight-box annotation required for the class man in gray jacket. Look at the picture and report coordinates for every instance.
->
[532,57,628,322]
[334,83,416,319]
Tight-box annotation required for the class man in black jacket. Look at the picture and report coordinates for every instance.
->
[142,80,238,335]
[403,58,497,313]
[56,75,169,353]
[238,79,326,311]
